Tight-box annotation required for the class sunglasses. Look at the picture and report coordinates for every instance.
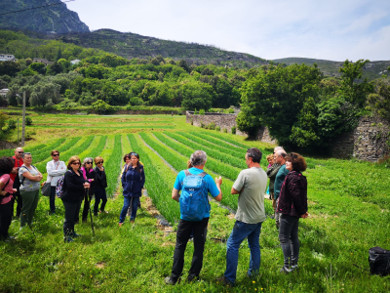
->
[18,151,24,154]
[52,154,59,157]
[97,162,103,164]
[71,162,81,165]
[86,162,93,164]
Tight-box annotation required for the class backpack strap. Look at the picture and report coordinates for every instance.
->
[19,166,28,185]
[184,169,207,177]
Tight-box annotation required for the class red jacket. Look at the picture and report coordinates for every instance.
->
[11,155,23,182]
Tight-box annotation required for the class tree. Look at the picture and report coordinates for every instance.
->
[29,81,60,107]
[29,62,46,75]
[367,78,390,122]
[290,96,320,148]
[180,81,214,111]
[238,64,322,144]
[339,59,373,107]
[0,61,20,76]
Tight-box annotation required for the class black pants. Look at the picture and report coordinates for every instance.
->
[63,199,82,237]
[49,186,56,213]
[0,199,14,240]
[170,218,209,281]
[279,214,300,267]
[13,190,22,217]
[93,187,107,214]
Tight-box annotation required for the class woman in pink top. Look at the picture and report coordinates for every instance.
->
[0,157,17,241]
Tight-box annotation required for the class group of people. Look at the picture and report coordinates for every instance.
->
[1,144,308,286]
[0,147,108,243]
[164,147,308,286]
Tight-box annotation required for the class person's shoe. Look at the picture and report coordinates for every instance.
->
[130,219,135,224]
[72,232,81,238]
[64,236,74,243]
[118,222,123,227]
[216,276,234,287]
[99,210,109,214]
[4,236,15,242]
[280,266,292,273]
[187,274,200,283]
[164,276,178,285]
[290,264,299,271]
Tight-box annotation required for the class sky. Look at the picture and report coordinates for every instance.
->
[65,0,390,62]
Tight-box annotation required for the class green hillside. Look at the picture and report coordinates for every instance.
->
[273,57,390,81]
[51,29,267,68]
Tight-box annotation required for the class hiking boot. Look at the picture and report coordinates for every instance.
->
[291,264,299,271]
[187,274,200,283]
[164,276,178,285]
[280,266,292,273]
[64,236,74,243]
[72,232,81,238]
[216,276,234,287]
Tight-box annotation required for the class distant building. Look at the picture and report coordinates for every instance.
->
[0,88,10,97]
[0,54,16,62]
[32,58,52,65]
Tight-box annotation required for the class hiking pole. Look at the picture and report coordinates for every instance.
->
[87,188,95,236]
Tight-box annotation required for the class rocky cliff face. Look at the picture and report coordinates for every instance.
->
[0,0,89,34]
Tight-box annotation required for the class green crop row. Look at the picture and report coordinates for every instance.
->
[186,131,246,157]
[163,132,241,181]
[149,132,238,210]
[177,131,247,169]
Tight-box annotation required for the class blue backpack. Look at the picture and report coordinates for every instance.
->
[179,170,209,221]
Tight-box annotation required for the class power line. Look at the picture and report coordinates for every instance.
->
[0,0,75,17]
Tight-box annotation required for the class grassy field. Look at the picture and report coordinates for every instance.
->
[0,112,389,292]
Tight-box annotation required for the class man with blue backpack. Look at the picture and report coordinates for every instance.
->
[165,150,222,285]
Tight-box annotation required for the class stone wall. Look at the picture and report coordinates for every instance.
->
[186,111,245,135]
[256,126,278,144]
[353,117,389,161]
[331,116,389,161]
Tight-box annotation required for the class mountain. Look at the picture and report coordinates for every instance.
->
[53,29,267,67]
[0,0,89,34]
[273,57,390,80]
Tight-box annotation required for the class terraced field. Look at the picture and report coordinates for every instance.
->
[0,113,388,293]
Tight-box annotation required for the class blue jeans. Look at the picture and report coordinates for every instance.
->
[279,214,300,267]
[224,220,263,284]
[119,196,140,223]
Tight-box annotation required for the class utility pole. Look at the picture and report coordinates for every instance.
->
[21,91,26,146]
[17,118,19,142]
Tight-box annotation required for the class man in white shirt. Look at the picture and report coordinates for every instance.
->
[46,150,66,214]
